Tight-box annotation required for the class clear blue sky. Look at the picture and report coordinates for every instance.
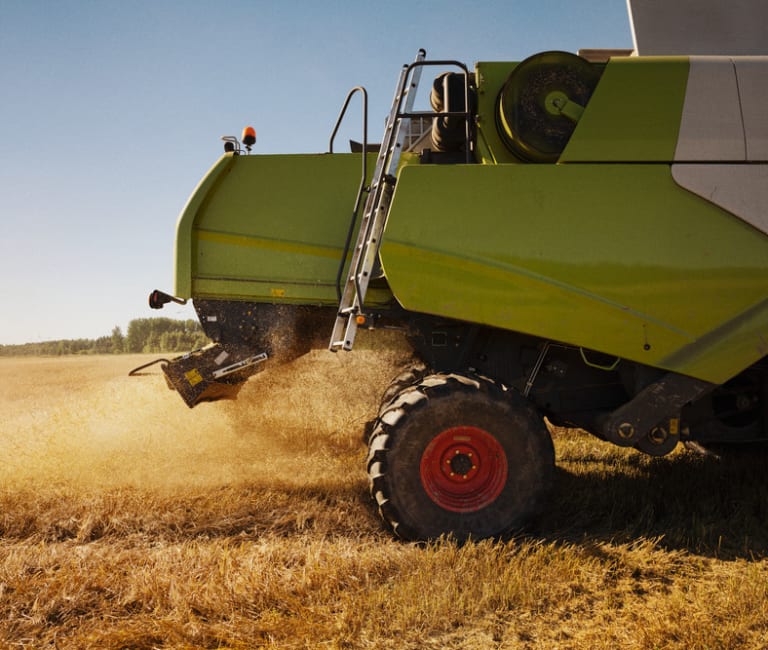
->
[0,0,632,344]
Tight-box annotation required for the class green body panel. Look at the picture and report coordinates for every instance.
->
[475,57,689,164]
[174,152,391,306]
[561,57,689,162]
[380,163,768,384]
[174,155,233,298]
[474,61,523,165]
[171,55,767,386]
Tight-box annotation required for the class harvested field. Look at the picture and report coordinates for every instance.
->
[1,342,768,649]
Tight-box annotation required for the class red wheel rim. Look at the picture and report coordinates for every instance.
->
[419,425,508,512]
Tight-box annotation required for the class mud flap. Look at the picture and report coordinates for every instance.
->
[162,344,267,408]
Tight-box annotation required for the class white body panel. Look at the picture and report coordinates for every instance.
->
[674,57,744,161]
[627,0,768,56]
[737,58,768,160]
[675,57,768,164]
[672,164,768,236]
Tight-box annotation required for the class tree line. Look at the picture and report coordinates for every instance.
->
[0,318,210,357]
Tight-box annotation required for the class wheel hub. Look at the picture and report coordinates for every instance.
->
[449,452,474,476]
[420,426,508,513]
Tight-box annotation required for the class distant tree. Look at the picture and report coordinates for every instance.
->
[125,319,148,353]
[111,326,125,353]
[94,336,112,354]
[126,317,209,353]
[0,318,209,356]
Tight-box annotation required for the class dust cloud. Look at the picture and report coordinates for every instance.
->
[0,336,411,491]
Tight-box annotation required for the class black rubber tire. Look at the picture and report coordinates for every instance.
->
[367,372,554,542]
[362,362,431,444]
[378,362,430,414]
[430,72,468,153]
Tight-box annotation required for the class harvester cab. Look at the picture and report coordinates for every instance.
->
[146,0,768,541]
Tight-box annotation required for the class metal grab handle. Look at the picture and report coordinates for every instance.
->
[328,86,368,154]
[330,87,371,302]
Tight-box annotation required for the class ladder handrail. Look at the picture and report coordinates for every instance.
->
[328,85,368,154]
[328,86,370,302]
[400,58,473,164]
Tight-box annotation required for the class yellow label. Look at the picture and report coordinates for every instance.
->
[184,368,204,387]
[270,288,286,298]
[669,418,680,435]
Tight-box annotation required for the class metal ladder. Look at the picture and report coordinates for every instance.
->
[329,49,427,352]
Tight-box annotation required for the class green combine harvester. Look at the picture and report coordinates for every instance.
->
[149,1,768,540]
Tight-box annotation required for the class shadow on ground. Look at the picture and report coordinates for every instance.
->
[535,445,768,559]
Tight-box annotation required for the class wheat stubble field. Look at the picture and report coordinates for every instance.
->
[1,341,767,649]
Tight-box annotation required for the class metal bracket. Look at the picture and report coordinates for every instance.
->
[211,352,268,379]
[599,372,714,446]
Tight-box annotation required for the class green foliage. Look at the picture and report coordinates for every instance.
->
[124,318,209,354]
[0,320,209,357]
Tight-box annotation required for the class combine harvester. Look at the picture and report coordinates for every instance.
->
[148,0,768,540]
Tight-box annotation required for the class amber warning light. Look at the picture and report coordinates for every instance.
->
[242,126,256,152]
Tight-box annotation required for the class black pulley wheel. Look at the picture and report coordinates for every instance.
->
[496,51,601,162]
